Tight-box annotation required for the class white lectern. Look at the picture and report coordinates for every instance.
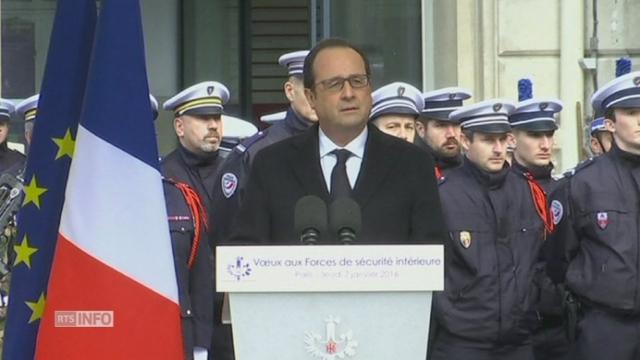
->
[217,245,443,360]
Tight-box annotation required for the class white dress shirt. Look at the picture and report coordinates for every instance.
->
[318,126,368,192]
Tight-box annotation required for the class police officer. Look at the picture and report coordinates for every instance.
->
[162,81,230,206]
[548,71,640,360]
[433,99,550,360]
[16,94,39,150]
[508,98,570,360]
[0,99,24,175]
[414,87,471,178]
[588,116,613,155]
[211,50,317,246]
[162,82,232,359]
[369,81,423,143]
[150,92,212,360]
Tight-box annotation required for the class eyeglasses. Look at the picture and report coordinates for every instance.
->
[314,74,370,92]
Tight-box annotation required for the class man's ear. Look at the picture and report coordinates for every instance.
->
[415,121,426,138]
[284,81,295,102]
[174,117,184,137]
[604,118,616,133]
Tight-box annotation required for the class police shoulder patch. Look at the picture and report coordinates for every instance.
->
[221,172,239,198]
[551,200,563,225]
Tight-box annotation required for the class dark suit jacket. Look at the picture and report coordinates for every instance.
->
[230,124,447,245]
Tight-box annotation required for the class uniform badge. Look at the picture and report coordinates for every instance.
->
[551,200,563,225]
[397,86,405,96]
[449,93,456,100]
[634,77,640,86]
[221,173,238,198]
[539,102,548,111]
[207,86,215,95]
[460,231,472,248]
[596,212,609,230]
[493,103,502,112]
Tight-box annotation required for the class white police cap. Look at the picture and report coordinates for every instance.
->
[163,81,230,117]
[149,94,159,120]
[16,94,40,122]
[370,82,424,121]
[421,87,472,121]
[0,99,15,122]
[590,117,607,135]
[592,71,640,116]
[278,50,309,77]
[260,111,286,123]
[510,98,563,132]
[221,114,258,142]
[449,99,515,133]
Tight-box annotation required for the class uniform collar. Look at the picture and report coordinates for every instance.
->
[610,141,640,166]
[178,142,219,168]
[464,156,509,190]
[512,159,553,180]
[284,107,314,133]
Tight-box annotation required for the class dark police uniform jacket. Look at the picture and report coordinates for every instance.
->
[548,143,640,314]
[163,179,213,360]
[512,161,563,318]
[229,123,448,245]
[435,159,546,345]
[0,144,25,175]
[210,108,313,244]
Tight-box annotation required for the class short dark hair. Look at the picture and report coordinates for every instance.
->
[303,38,371,90]
[605,107,616,123]
[462,129,475,141]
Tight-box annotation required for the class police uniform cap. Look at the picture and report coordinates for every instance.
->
[163,81,230,117]
[421,87,472,122]
[449,99,515,133]
[590,117,607,135]
[370,82,424,121]
[278,50,309,77]
[221,114,258,142]
[510,98,563,132]
[260,111,287,123]
[0,99,15,123]
[591,70,640,115]
[149,94,159,120]
[16,94,39,122]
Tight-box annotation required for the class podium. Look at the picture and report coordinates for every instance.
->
[217,245,444,360]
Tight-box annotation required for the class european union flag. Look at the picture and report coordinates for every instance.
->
[2,0,96,359]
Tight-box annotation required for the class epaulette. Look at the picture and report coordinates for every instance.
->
[437,175,447,186]
[559,157,596,179]
[232,130,267,154]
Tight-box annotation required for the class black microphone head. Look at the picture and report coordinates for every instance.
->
[294,195,328,242]
[328,197,362,242]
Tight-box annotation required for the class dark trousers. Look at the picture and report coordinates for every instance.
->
[429,330,534,360]
[572,307,640,360]
[209,323,235,360]
[532,319,571,360]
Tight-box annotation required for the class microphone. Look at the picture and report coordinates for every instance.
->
[329,197,361,244]
[294,195,328,245]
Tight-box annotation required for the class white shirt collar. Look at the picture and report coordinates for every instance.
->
[318,125,368,159]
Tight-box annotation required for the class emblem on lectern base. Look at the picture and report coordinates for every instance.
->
[304,316,358,359]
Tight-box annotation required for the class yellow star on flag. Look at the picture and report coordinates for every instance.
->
[22,176,48,209]
[26,293,46,323]
[52,129,75,160]
[13,235,38,269]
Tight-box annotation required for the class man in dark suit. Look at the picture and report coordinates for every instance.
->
[230,38,447,245]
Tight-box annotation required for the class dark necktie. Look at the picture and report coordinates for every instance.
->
[330,149,353,200]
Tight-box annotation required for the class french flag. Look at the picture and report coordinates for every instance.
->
[34,0,183,358]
